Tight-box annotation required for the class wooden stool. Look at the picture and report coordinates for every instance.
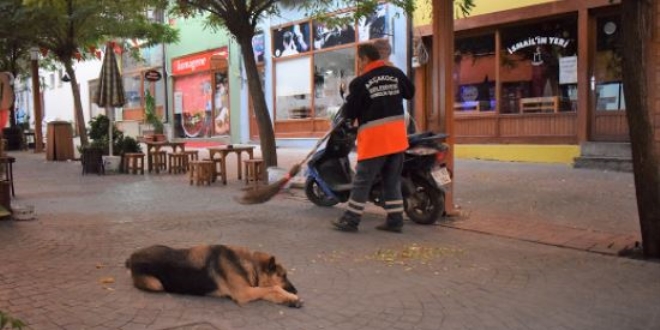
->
[243,158,264,186]
[123,153,145,175]
[0,156,15,197]
[183,150,199,171]
[203,157,226,184]
[150,151,167,174]
[189,160,214,186]
[168,152,188,174]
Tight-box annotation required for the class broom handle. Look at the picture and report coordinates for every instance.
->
[295,124,340,168]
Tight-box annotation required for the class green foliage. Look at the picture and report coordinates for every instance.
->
[22,0,178,146]
[0,311,25,330]
[24,0,178,61]
[117,135,142,154]
[144,90,163,134]
[88,114,124,155]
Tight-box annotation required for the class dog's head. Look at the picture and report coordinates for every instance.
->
[256,253,297,294]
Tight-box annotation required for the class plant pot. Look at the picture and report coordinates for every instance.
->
[153,134,167,142]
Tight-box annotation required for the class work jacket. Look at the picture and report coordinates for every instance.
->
[345,60,415,161]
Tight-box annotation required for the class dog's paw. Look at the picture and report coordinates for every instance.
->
[288,298,304,308]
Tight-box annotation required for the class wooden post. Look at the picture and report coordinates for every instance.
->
[432,0,455,213]
[30,48,44,153]
[576,8,590,143]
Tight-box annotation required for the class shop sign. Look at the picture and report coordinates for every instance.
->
[507,36,570,54]
[144,69,162,82]
[172,47,228,76]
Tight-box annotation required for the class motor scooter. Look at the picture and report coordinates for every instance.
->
[304,107,452,225]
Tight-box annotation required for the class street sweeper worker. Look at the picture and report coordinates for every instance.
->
[331,43,415,233]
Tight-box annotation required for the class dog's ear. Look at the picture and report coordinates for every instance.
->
[267,256,277,274]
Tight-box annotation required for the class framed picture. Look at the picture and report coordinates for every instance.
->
[272,23,311,58]
[313,15,356,50]
[358,3,389,41]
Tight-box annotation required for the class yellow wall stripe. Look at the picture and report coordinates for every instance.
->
[455,144,580,164]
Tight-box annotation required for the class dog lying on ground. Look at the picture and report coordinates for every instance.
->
[125,244,302,307]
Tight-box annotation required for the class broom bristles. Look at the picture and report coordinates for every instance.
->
[236,163,303,205]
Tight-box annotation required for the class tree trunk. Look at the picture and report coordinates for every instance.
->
[237,36,278,168]
[621,0,660,258]
[63,58,89,146]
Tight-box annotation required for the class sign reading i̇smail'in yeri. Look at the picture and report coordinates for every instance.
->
[507,36,570,54]
[171,47,229,76]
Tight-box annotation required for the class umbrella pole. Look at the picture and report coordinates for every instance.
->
[106,106,113,156]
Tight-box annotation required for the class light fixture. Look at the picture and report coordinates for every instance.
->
[61,74,71,83]
[604,21,617,35]
[29,47,39,60]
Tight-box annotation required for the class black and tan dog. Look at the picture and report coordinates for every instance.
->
[125,244,302,307]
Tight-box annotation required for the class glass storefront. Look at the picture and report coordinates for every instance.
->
[453,15,579,115]
[271,4,389,135]
[171,48,230,138]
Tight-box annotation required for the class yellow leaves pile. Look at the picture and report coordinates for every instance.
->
[368,243,464,268]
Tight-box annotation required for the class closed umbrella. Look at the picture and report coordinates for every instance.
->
[95,42,125,156]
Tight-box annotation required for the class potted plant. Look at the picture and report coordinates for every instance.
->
[144,90,165,142]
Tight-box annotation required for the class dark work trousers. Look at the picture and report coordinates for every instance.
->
[343,152,405,226]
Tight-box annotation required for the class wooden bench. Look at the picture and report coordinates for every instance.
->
[454,101,481,112]
[520,96,559,113]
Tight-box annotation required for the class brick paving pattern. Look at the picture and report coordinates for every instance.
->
[0,150,658,330]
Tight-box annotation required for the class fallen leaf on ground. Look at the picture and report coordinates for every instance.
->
[99,277,115,284]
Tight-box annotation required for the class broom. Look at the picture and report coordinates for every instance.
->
[236,127,337,205]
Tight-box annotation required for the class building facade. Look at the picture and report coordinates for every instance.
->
[414,0,627,163]
[249,3,411,147]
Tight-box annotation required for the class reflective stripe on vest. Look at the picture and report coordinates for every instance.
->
[356,115,409,161]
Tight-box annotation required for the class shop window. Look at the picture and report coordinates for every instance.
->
[595,15,624,111]
[273,23,311,58]
[313,16,356,50]
[174,72,214,138]
[124,74,143,109]
[313,47,355,119]
[454,34,496,113]
[275,56,312,120]
[500,16,578,114]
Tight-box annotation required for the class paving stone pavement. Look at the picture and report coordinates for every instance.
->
[1,150,658,330]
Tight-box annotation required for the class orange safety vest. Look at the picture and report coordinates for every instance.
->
[353,61,409,161]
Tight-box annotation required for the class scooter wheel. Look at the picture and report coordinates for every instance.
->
[305,177,339,207]
[404,180,444,225]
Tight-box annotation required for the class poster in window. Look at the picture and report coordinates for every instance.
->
[174,73,213,138]
[213,72,230,136]
[273,23,311,58]
[358,3,389,41]
[174,92,183,114]
[252,33,265,63]
[313,15,356,50]
[559,56,577,85]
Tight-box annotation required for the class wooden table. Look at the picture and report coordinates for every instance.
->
[144,141,186,173]
[207,145,255,184]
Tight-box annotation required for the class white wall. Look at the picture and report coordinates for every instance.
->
[42,59,103,126]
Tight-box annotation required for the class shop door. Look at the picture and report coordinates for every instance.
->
[249,67,266,141]
[590,14,629,142]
